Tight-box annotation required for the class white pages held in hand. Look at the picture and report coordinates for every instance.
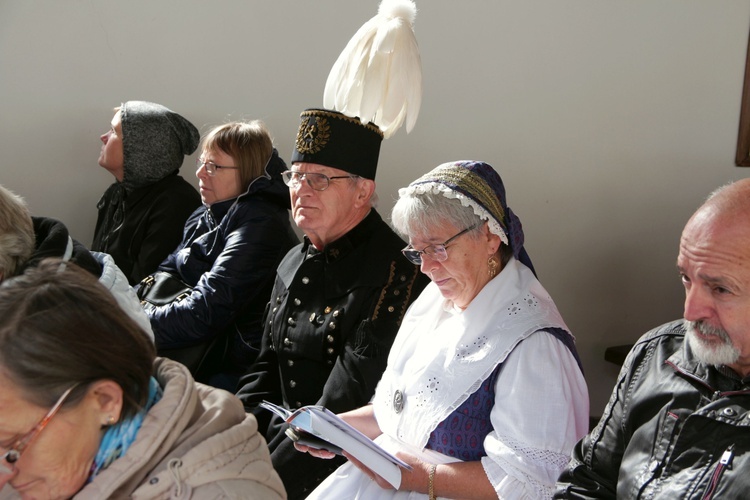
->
[259,401,411,488]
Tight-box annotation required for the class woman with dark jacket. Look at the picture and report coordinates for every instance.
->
[143,121,298,391]
[93,101,202,285]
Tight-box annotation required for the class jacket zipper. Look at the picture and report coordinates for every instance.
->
[701,445,734,500]
[662,361,745,499]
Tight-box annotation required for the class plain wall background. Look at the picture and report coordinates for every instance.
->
[1,0,749,416]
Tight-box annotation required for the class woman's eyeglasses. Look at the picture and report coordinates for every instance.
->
[401,224,479,265]
[196,158,240,177]
[281,170,358,191]
[0,385,77,475]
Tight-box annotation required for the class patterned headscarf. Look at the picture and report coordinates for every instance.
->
[399,160,536,274]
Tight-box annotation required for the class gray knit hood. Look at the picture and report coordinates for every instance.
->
[120,101,199,192]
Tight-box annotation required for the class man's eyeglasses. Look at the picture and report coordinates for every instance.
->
[401,224,479,265]
[196,158,240,177]
[0,385,77,475]
[281,171,358,191]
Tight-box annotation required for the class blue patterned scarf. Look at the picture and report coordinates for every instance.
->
[89,377,163,480]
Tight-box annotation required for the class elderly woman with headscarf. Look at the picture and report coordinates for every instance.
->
[301,161,589,499]
[0,260,286,500]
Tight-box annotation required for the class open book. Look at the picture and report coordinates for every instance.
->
[259,401,411,489]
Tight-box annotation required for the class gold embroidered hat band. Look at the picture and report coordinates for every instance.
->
[291,109,383,180]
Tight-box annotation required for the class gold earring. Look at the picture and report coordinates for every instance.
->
[488,256,499,278]
[107,415,116,426]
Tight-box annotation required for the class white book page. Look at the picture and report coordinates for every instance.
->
[306,408,403,489]
[260,401,410,489]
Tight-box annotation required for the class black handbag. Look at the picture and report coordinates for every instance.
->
[137,271,192,306]
[137,272,228,382]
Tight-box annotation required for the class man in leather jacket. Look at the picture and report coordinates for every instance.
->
[556,179,750,499]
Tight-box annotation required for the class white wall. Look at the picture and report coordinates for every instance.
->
[1,0,748,415]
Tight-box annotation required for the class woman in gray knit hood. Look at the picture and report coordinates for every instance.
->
[92,101,201,285]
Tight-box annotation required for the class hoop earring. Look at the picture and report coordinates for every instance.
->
[488,255,499,278]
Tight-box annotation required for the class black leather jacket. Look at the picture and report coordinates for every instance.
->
[556,320,750,499]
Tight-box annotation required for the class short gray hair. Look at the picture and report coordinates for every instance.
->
[392,190,513,265]
[391,190,481,239]
[0,185,35,279]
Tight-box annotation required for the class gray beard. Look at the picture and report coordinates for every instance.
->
[685,320,740,367]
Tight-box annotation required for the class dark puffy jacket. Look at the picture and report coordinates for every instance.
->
[556,320,750,499]
[28,216,101,276]
[92,173,201,285]
[26,216,153,339]
[146,150,298,379]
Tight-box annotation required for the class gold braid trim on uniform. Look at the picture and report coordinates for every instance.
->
[371,261,420,326]
[371,261,396,322]
[396,264,420,325]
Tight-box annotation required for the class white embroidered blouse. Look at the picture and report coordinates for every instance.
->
[373,258,589,498]
[308,258,589,499]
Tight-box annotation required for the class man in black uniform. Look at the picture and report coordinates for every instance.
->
[236,108,428,497]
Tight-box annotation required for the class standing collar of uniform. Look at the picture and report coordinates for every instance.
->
[302,209,380,263]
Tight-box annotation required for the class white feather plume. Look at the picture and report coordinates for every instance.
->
[324,0,422,139]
